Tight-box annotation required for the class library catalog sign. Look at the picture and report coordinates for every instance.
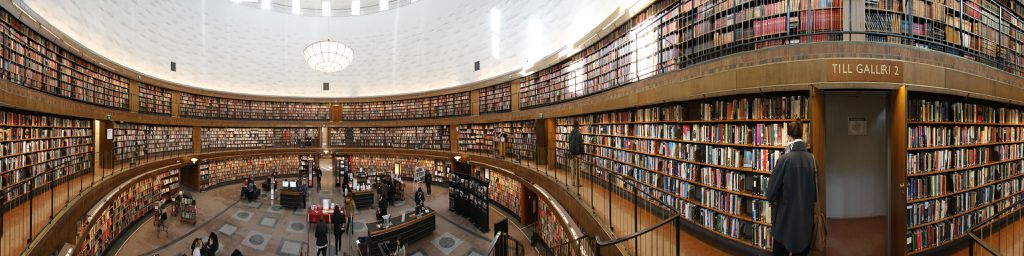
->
[826,59,904,83]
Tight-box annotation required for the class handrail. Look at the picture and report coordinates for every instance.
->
[595,213,680,246]
[484,232,508,254]
[966,196,1024,256]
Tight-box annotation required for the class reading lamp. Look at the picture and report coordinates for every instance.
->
[190,157,198,164]
[453,156,462,162]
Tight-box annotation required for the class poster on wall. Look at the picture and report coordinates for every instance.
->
[848,118,867,136]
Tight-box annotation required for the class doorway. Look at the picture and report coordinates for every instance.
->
[822,91,890,256]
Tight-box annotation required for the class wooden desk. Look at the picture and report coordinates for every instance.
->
[352,190,375,209]
[279,189,306,209]
[357,208,436,256]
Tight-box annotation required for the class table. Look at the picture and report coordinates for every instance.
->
[308,204,340,223]
[352,190,375,209]
[280,189,305,209]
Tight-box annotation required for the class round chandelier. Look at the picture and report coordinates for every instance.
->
[303,40,354,73]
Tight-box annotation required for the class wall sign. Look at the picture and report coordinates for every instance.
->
[827,59,904,83]
[848,117,868,136]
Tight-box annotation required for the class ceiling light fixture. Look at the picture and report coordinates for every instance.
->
[352,0,361,15]
[322,0,331,16]
[303,40,354,73]
[292,0,301,14]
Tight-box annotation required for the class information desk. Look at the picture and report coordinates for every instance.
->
[352,190,375,209]
[357,208,436,256]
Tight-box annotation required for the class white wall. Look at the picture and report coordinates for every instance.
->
[823,91,889,218]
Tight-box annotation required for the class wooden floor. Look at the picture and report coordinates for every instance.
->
[826,217,887,256]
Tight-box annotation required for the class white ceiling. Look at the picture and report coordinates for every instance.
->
[21,0,623,97]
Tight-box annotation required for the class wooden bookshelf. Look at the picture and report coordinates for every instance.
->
[349,155,447,179]
[138,83,172,115]
[201,127,320,152]
[179,92,329,120]
[329,126,450,150]
[113,123,192,163]
[483,166,523,221]
[0,107,94,213]
[537,198,567,248]
[554,93,810,250]
[342,92,470,120]
[75,167,179,255]
[479,81,514,113]
[0,9,130,110]
[457,121,536,160]
[199,155,301,190]
[904,92,1024,253]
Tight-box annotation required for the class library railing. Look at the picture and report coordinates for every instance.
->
[967,195,1024,256]
[590,161,682,256]
[486,231,527,256]
[548,236,596,256]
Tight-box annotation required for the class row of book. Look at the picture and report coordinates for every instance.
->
[0,9,131,110]
[575,122,803,148]
[76,171,163,255]
[138,83,172,115]
[582,136,784,172]
[0,126,91,141]
[907,192,1023,251]
[330,126,449,150]
[457,121,536,159]
[479,82,513,113]
[908,99,1024,124]
[698,96,808,121]
[201,127,319,151]
[909,125,1024,148]
[0,111,93,127]
[537,200,566,247]
[906,143,1024,174]
[907,175,1023,227]
[487,167,522,219]
[349,155,440,178]
[0,144,93,180]
[341,92,470,120]
[113,123,192,162]
[2,154,92,211]
[200,155,301,190]
[180,93,330,120]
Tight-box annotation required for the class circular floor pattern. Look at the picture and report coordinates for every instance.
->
[237,212,251,218]
[439,237,456,249]
[248,234,265,245]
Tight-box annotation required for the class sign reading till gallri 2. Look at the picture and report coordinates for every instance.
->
[826,60,904,83]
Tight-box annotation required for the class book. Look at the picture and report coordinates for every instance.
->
[480,81,513,113]
[138,83,172,115]
[342,92,470,120]
[113,123,192,163]
[180,93,329,120]
[457,121,536,159]
[200,155,301,190]
[329,126,449,150]
[201,127,319,151]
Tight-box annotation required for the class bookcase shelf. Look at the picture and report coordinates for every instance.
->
[0,107,94,213]
[138,83,172,115]
[348,155,447,179]
[457,121,536,159]
[180,92,329,120]
[342,92,470,120]
[329,126,450,150]
[479,81,513,113]
[0,9,130,110]
[201,127,319,152]
[450,171,490,232]
[904,92,1024,253]
[537,199,567,248]
[554,92,810,250]
[483,166,522,221]
[199,155,301,190]
[76,168,178,255]
[113,123,192,163]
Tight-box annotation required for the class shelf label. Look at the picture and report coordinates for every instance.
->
[827,60,904,83]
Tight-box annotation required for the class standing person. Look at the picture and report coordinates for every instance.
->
[315,219,329,256]
[344,195,356,234]
[190,238,204,256]
[414,187,425,214]
[766,121,818,256]
[205,232,219,255]
[331,205,344,253]
[424,172,432,195]
[315,166,323,191]
[566,120,585,187]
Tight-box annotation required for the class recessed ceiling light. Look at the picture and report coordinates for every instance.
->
[351,0,360,15]
[322,0,331,16]
[292,0,301,14]
[261,0,272,10]
[380,0,389,11]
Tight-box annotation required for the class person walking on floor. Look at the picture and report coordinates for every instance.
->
[190,238,204,256]
[345,195,356,234]
[315,166,323,191]
[414,186,425,214]
[424,172,432,195]
[766,121,818,256]
[315,218,329,256]
[205,232,219,256]
[332,205,345,253]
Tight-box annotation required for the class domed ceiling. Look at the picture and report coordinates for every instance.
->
[20,0,624,97]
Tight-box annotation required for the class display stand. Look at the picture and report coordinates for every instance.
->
[449,161,489,232]
[179,193,197,225]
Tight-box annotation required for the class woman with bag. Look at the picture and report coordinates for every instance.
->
[766,121,820,256]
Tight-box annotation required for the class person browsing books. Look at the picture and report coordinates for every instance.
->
[766,121,818,256]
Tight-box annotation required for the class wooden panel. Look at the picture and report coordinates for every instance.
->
[889,86,908,256]
[511,82,521,111]
[810,88,827,227]
[470,89,481,116]
[330,104,343,122]
[544,119,556,168]
[170,91,181,117]
[193,126,202,154]
[129,81,140,113]
[449,126,459,152]
[98,120,114,169]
